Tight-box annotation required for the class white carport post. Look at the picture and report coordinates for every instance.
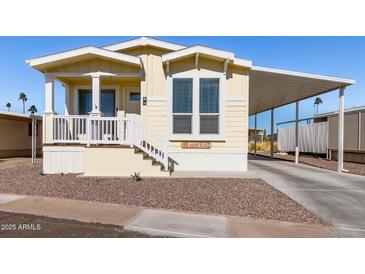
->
[337,87,345,172]
[254,113,257,156]
[270,108,274,159]
[295,101,299,165]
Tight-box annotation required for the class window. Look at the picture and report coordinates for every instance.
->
[173,78,193,134]
[129,92,141,101]
[200,78,219,134]
[78,89,115,117]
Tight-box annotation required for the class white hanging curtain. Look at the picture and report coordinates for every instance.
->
[278,122,328,154]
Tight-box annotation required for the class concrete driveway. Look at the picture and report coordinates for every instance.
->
[248,155,365,237]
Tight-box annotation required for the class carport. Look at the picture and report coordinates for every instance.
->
[249,66,356,172]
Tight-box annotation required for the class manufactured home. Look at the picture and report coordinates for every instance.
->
[0,111,42,158]
[27,37,355,176]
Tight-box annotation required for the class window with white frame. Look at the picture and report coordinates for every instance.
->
[173,78,193,134]
[199,78,219,134]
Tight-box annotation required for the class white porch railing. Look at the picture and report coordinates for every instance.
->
[51,115,169,168]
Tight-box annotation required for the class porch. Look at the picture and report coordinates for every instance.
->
[42,72,169,172]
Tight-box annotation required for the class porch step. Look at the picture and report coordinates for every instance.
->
[133,147,170,173]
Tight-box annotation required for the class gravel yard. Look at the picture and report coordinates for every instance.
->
[254,152,365,176]
[0,163,326,224]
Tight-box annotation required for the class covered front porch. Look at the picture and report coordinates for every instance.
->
[27,47,169,171]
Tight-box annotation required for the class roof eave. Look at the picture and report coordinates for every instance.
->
[252,66,356,86]
[27,46,141,69]
[103,37,186,52]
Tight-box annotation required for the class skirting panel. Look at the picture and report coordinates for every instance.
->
[169,152,247,171]
[43,146,84,174]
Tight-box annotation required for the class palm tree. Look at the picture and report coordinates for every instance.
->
[18,92,28,114]
[314,97,323,115]
[5,102,11,112]
[28,105,38,115]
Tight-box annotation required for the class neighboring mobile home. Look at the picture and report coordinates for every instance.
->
[26,37,355,176]
[277,105,365,164]
[315,105,365,163]
[0,111,42,158]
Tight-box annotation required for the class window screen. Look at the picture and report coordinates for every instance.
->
[200,79,219,134]
[173,79,192,113]
[173,78,193,134]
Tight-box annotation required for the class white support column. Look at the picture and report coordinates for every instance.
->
[254,114,257,156]
[337,87,345,172]
[91,75,101,116]
[64,84,70,115]
[271,108,274,160]
[44,75,55,114]
[295,101,299,165]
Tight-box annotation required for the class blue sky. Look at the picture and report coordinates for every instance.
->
[0,36,363,132]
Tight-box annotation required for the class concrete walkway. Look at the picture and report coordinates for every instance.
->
[0,193,334,238]
[248,155,365,237]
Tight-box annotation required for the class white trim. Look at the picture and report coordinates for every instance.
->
[225,96,247,102]
[27,46,141,68]
[233,58,253,68]
[162,45,235,63]
[103,37,186,52]
[162,45,252,69]
[167,69,226,141]
[46,72,141,78]
[252,66,356,85]
[44,74,55,114]
[148,96,167,102]
[63,83,70,115]
[73,85,120,116]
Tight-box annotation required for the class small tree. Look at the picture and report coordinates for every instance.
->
[18,92,28,114]
[314,97,323,115]
[5,102,11,112]
[28,105,38,115]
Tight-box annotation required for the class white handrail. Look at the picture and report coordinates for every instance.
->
[127,117,169,169]
[51,115,169,170]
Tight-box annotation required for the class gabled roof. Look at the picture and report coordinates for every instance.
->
[161,45,252,68]
[27,46,141,70]
[103,36,186,52]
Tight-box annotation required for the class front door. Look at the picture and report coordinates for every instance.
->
[78,89,116,117]
[125,88,141,114]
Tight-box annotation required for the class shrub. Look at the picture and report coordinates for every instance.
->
[130,172,142,182]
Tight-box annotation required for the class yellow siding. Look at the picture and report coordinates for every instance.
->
[46,46,249,157]
[48,58,140,74]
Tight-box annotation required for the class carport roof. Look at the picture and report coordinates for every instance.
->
[249,66,356,116]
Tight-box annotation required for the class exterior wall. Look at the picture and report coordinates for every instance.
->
[84,147,169,177]
[0,116,42,158]
[42,47,249,173]
[43,145,84,173]
[167,58,249,171]
[47,58,140,74]
[330,150,365,164]
[328,111,364,151]
[120,48,249,171]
